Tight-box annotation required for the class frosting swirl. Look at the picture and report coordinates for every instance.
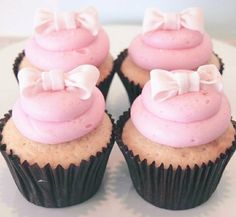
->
[131,67,231,147]
[129,7,212,70]
[25,8,109,71]
[129,30,212,71]
[12,65,105,144]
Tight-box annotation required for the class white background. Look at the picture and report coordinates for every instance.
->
[0,0,236,38]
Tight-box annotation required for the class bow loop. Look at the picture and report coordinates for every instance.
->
[150,65,222,102]
[198,65,223,92]
[34,7,100,35]
[18,68,42,93]
[150,70,178,101]
[78,7,100,36]
[65,65,99,99]
[143,7,204,34]
[18,65,100,100]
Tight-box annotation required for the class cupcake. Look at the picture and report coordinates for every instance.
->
[116,65,235,210]
[0,65,115,207]
[13,7,114,99]
[115,7,224,103]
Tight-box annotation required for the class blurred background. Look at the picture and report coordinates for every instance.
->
[0,0,236,39]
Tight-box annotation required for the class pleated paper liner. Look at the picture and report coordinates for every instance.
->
[97,62,116,99]
[12,50,24,82]
[114,49,224,105]
[0,111,115,208]
[13,50,115,100]
[114,49,142,104]
[216,53,224,75]
[115,111,236,210]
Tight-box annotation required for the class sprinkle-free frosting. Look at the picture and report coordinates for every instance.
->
[131,66,231,147]
[25,7,109,71]
[142,7,204,34]
[128,7,212,71]
[12,65,105,144]
[142,28,203,50]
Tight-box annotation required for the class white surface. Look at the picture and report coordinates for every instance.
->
[0,25,236,217]
[0,0,236,38]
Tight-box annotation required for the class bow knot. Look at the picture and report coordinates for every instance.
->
[18,65,100,100]
[150,65,222,102]
[34,7,100,35]
[143,7,204,34]
[41,69,65,91]
[163,12,180,30]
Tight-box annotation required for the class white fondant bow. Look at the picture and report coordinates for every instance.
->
[150,65,223,102]
[34,7,100,35]
[143,7,204,34]
[18,65,100,100]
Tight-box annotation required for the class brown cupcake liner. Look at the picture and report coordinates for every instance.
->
[0,111,115,208]
[115,49,224,105]
[13,50,115,100]
[214,52,224,75]
[114,49,142,104]
[97,63,116,99]
[13,50,25,82]
[115,111,236,210]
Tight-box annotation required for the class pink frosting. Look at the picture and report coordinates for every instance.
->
[142,28,203,49]
[20,89,93,122]
[142,82,222,123]
[129,30,212,70]
[12,87,105,144]
[35,28,96,51]
[25,28,109,71]
[131,82,231,147]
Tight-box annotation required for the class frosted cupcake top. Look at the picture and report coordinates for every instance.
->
[12,65,105,144]
[25,7,109,71]
[131,65,231,147]
[129,7,213,70]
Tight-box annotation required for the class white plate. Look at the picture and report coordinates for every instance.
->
[0,25,236,217]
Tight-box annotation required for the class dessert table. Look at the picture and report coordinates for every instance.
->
[0,25,236,217]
